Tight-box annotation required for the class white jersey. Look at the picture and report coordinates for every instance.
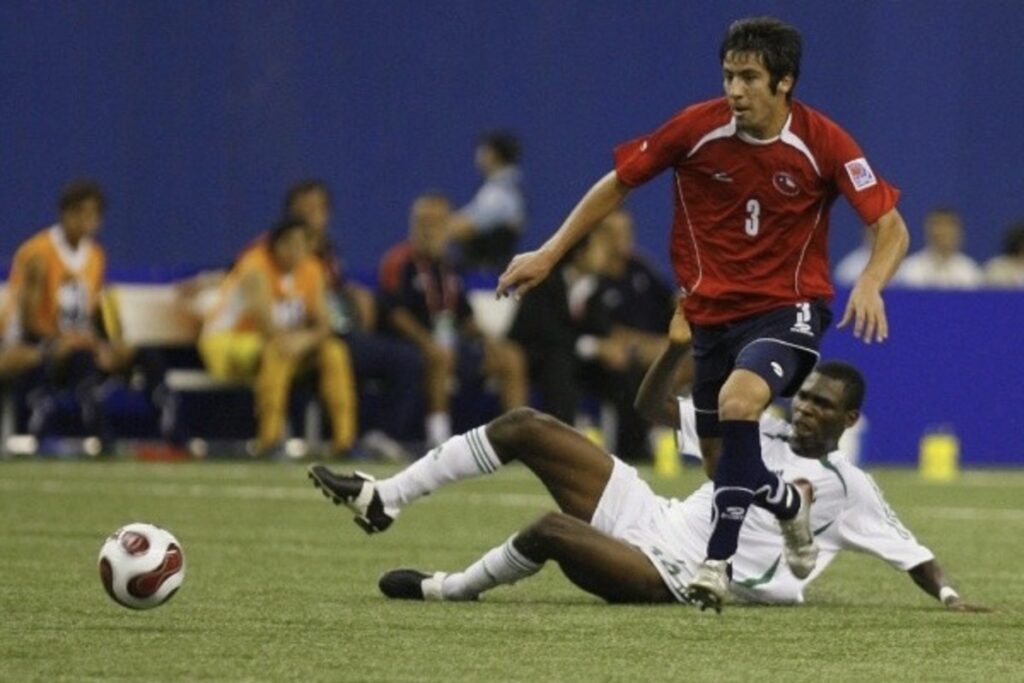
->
[632,399,934,603]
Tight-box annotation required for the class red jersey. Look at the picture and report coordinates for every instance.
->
[614,98,899,325]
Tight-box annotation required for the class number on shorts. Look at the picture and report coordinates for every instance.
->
[744,199,760,236]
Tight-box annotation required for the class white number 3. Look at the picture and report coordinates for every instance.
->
[744,198,760,236]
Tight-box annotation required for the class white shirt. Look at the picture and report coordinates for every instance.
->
[671,397,934,604]
[895,249,983,289]
[833,245,871,286]
[458,167,525,233]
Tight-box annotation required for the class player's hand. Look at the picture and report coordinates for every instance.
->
[838,276,888,344]
[496,248,557,300]
[596,338,630,371]
[667,303,692,346]
[945,598,992,613]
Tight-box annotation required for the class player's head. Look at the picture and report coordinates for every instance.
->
[924,207,964,257]
[476,130,521,175]
[58,179,106,244]
[789,361,865,458]
[409,191,452,260]
[596,209,635,262]
[719,17,801,133]
[268,217,310,272]
[284,180,332,242]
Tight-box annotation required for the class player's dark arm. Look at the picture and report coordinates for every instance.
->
[497,171,631,299]
[388,307,436,351]
[838,208,910,344]
[19,254,50,340]
[634,306,694,428]
[907,559,990,612]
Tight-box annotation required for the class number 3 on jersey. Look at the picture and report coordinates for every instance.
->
[744,199,760,237]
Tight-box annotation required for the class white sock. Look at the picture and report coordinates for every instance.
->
[441,534,543,601]
[426,412,452,447]
[377,426,501,510]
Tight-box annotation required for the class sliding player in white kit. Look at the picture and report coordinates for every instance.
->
[308,311,985,612]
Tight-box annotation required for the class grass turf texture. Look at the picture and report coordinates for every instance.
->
[2,460,1023,682]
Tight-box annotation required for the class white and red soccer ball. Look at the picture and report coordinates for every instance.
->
[98,523,185,609]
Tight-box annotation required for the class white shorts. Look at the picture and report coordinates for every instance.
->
[590,457,705,602]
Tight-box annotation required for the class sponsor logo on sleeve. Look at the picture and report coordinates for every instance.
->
[844,157,877,191]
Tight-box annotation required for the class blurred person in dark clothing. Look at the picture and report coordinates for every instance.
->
[594,209,675,367]
[508,233,651,459]
[380,192,527,447]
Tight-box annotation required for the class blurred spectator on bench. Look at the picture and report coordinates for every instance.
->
[285,180,421,451]
[834,227,874,287]
[508,232,651,460]
[895,207,982,288]
[199,218,357,457]
[983,221,1024,287]
[446,130,525,271]
[1,180,135,438]
[594,209,675,368]
[380,192,527,447]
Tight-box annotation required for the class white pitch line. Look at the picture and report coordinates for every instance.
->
[0,478,551,508]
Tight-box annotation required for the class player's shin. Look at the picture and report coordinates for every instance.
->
[376,426,502,511]
[705,420,762,561]
[441,534,542,601]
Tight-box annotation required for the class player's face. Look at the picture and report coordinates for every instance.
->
[926,215,963,256]
[272,229,309,272]
[291,190,331,239]
[722,51,792,138]
[789,373,857,457]
[602,212,635,260]
[410,197,451,259]
[61,199,103,244]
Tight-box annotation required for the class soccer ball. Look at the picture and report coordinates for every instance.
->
[98,523,185,610]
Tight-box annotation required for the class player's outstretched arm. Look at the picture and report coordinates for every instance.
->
[496,170,630,299]
[838,208,910,344]
[634,304,693,428]
[907,559,990,612]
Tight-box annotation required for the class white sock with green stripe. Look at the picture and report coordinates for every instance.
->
[376,427,502,511]
[441,534,543,601]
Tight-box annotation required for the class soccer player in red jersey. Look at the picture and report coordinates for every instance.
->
[497,17,910,611]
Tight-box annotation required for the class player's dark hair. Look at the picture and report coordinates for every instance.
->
[284,179,331,212]
[814,361,866,411]
[720,17,802,100]
[58,179,106,214]
[479,130,521,165]
[268,217,309,248]
[926,206,962,224]
[1001,221,1024,257]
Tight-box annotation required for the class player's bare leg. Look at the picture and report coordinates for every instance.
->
[381,511,674,603]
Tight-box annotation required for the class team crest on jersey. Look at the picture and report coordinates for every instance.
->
[844,157,877,191]
[772,171,800,196]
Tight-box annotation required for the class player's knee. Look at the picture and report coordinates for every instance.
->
[523,511,579,549]
[487,406,544,453]
[717,394,764,421]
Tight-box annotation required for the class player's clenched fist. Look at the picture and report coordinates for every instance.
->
[496,248,556,299]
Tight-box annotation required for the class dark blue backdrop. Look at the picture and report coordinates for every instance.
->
[2,1,1022,272]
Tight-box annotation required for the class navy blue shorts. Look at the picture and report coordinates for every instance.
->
[691,300,833,438]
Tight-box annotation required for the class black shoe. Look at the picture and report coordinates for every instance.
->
[307,466,398,534]
[379,569,446,601]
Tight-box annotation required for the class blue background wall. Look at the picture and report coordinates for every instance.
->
[2,1,1022,272]
[2,1,1022,464]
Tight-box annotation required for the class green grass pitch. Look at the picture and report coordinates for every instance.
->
[2,460,1023,681]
